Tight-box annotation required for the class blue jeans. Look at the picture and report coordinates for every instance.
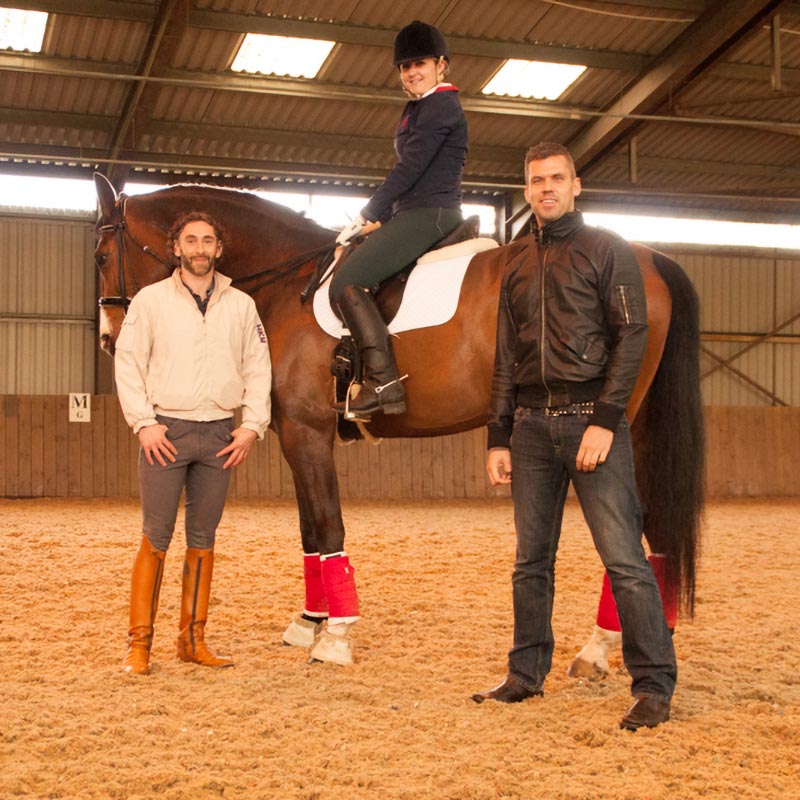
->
[508,407,677,701]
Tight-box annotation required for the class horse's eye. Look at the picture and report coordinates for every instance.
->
[96,253,107,267]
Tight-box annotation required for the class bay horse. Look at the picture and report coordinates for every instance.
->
[93,174,704,669]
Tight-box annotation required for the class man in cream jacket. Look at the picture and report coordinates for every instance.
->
[115,211,271,676]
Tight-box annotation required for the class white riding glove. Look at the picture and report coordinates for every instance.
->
[336,215,367,246]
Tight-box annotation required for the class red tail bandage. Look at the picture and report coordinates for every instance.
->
[321,555,360,618]
[303,553,328,615]
[595,554,679,632]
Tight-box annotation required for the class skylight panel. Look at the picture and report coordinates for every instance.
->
[231,33,335,78]
[0,6,47,52]
[482,59,586,100]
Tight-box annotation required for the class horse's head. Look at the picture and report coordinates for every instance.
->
[93,173,172,355]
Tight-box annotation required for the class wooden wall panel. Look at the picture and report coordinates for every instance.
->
[29,396,44,497]
[703,406,799,497]
[4,396,19,497]
[0,397,797,499]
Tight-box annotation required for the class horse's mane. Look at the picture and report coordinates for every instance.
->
[124,183,334,240]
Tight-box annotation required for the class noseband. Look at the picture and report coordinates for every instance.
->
[97,195,172,312]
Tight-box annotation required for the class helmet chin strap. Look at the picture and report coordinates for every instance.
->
[400,56,447,98]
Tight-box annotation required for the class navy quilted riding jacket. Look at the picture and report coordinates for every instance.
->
[362,85,468,223]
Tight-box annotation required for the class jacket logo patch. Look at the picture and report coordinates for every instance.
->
[256,323,267,343]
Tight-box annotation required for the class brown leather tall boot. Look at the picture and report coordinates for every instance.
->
[122,537,166,676]
[176,548,234,668]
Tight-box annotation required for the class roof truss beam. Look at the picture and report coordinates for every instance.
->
[6,106,798,183]
[0,106,519,165]
[602,152,800,178]
[143,119,519,164]
[569,0,791,169]
[0,142,519,190]
[9,0,714,18]
[8,0,154,22]
[187,11,646,71]
[5,50,800,116]
[0,107,113,132]
[105,0,189,187]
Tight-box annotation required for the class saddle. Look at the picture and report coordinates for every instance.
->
[376,214,481,321]
[302,215,481,316]
[325,215,482,438]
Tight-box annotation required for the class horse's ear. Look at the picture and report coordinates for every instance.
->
[94,172,117,219]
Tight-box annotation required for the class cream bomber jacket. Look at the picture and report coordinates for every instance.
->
[114,269,272,437]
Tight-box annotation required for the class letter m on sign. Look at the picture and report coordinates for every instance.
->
[69,393,91,422]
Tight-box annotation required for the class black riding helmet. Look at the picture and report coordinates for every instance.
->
[393,20,449,66]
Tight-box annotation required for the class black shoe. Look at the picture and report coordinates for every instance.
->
[472,674,543,704]
[620,695,671,731]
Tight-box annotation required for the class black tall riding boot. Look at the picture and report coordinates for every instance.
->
[332,285,406,418]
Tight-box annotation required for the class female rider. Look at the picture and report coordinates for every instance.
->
[330,20,468,419]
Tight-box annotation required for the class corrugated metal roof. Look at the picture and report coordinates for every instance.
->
[1,1,800,217]
[46,16,146,64]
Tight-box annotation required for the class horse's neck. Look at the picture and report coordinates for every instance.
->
[154,192,330,281]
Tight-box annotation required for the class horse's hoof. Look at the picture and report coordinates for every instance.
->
[566,657,608,681]
[308,630,353,666]
[567,625,621,681]
[281,614,325,648]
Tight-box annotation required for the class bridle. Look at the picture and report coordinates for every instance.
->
[96,195,172,312]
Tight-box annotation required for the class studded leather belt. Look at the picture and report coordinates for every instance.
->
[542,401,595,417]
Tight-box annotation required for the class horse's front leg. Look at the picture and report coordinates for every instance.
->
[279,474,332,649]
[277,417,360,666]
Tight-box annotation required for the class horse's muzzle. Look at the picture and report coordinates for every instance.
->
[100,333,115,356]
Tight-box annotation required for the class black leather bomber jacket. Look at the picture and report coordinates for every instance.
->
[487,210,648,450]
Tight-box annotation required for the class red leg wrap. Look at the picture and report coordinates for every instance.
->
[595,571,622,632]
[303,553,328,615]
[595,555,679,632]
[648,554,678,629]
[321,555,360,618]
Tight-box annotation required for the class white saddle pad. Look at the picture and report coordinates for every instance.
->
[313,237,499,338]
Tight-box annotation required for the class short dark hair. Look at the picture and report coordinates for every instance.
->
[167,211,225,262]
[524,142,576,182]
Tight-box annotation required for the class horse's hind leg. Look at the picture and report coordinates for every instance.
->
[568,254,674,681]
[567,554,678,680]
[566,623,622,681]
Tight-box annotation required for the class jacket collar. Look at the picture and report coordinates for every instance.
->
[531,210,584,245]
[416,83,458,100]
[170,268,232,307]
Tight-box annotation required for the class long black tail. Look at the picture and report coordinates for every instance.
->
[636,251,704,617]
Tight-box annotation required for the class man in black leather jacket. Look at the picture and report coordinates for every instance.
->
[472,142,677,732]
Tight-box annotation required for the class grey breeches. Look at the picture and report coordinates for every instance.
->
[138,415,234,551]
